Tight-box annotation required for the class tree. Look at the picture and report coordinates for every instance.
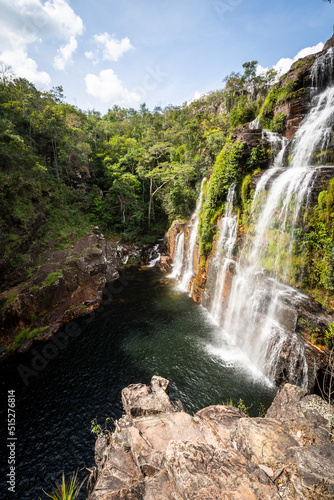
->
[0,61,14,84]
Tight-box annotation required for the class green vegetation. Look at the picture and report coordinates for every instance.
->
[1,291,17,313]
[325,322,334,349]
[199,140,244,255]
[223,397,267,417]
[91,417,113,437]
[1,55,334,317]
[43,471,82,500]
[0,58,288,284]
[8,326,49,352]
[293,179,334,307]
[42,270,64,287]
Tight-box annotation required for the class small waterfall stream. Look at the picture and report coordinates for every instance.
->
[207,184,237,324]
[179,177,206,292]
[169,232,185,279]
[170,51,334,387]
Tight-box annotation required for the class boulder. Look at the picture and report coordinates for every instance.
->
[232,417,299,465]
[125,410,220,474]
[89,377,334,500]
[294,444,334,495]
[266,383,332,446]
[165,440,281,500]
[121,376,178,417]
[195,404,246,445]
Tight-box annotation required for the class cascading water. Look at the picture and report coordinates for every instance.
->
[206,184,237,324]
[169,50,334,387]
[311,47,333,89]
[179,178,206,292]
[222,61,334,387]
[169,232,185,279]
[249,116,260,129]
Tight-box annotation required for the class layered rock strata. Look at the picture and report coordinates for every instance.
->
[0,228,141,359]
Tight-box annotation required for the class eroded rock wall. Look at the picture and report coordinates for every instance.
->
[0,229,141,359]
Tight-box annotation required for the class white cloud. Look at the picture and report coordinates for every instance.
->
[0,48,51,86]
[85,51,94,60]
[92,33,133,62]
[257,42,324,78]
[0,0,84,85]
[85,69,140,105]
[54,35,77,70]
[188,90,206,104]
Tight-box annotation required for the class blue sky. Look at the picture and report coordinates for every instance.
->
[0,0,333,113]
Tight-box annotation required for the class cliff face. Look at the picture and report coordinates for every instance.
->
[0,229,141,359]
[165,41,334,391]
[88,377,334,500]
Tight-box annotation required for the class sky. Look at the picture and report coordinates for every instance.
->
[0,0,333,114]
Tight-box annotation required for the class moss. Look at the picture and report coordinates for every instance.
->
[42,269,63,287]
[9,326,49,352]
[314,149,334,165]
[258,81,295,128]
[1,292,18,313]
[270,112,287,133]
[199,141,244,255]
[65,257,82,264]
[241,174,251,202]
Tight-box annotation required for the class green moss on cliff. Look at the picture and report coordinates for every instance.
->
[199,140,244,255]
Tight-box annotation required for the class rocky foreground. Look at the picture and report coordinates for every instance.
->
[88,377,334,499]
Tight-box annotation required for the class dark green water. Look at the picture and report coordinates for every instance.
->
[0,267,277,499]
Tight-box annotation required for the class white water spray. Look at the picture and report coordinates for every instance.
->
[207,184,237,323]
[168,232,185,279]
[179,178,206,292]
[222,78,334,385]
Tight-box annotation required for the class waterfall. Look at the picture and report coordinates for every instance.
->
[222,76,334,386]
[249,116,260,129]
[311,47,333,89]
[178,178,206,292]
[168,232,185,279]
[147,244,161,267]
[206,184,237,324]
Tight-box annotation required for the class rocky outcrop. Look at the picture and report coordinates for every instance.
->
[88,378,334,500]
[0,228,141,359]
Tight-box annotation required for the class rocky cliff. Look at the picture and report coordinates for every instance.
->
[88,376,334,500]
[0,228,141,359]
[164,39,334,391]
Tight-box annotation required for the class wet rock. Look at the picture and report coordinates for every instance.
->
[156,255,172,272]
[232,417,299,465]
[166,221,188,262]
[274,92,309,140]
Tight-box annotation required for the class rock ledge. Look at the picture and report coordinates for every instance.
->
[88,378,334,500]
